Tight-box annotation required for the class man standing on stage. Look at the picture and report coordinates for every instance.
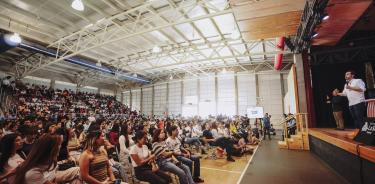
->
[339,70,366,129]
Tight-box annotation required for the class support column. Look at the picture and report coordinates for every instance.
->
[166,83,169,116]
[255,74,260,106]
[50,80,56,89]
[280,73,286,114]
[234,72,239,115]
[98,88,101,95]
[294,52,316,128]
[121,92,124,105]
[140,88,143,114]
[151,85,155,116]
[197,78,200,115]
[129,89,132,110]
[215,73,218,115]
[294,54,308,113]
[181,80,184,105]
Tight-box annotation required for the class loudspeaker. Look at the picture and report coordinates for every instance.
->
[354,118,375,146]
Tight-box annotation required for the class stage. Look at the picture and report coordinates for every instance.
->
[308,128,375,184]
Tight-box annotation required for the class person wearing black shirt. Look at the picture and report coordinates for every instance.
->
[332,89,346,130]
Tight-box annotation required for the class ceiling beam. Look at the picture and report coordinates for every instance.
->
[15,0,233,77]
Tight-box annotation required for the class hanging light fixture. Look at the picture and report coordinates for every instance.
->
[152,45,162,53]
[9,33,22,44]
[322,13,329,21]
[169,74,173,80]
[312,32,319,38]
[96,61,102,67]
[222,68,227,73]
[133,73,138,77]
[71,0,84,11]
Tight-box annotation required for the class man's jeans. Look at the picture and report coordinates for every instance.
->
[349,102,366,129]
[184,137,202,146]
[157,158,194,184]
[176,155,200,179]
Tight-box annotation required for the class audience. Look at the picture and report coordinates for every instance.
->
[0,81,271,184]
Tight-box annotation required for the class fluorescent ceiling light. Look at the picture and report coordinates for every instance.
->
[9,33,21,44]
[152,45,162,53]
[222,68,227,73]
[96,62,102,67]
[312,32,319,38]
[322,15,329,21]
[72,0,84,11]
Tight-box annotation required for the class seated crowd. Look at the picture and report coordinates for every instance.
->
[0,80,263,184]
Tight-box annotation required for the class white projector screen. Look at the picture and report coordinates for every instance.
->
[247,107,264,118]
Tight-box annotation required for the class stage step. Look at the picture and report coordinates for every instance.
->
[278,141,288,149]
[278,132,310,150]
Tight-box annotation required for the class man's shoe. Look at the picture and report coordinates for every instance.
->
[194,178,204,183]
[226,157,235,162]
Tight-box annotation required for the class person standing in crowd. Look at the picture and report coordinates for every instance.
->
[338,70,366,129]
[332,89,346,130]
[262,113,271,140]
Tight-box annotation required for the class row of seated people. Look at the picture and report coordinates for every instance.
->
[0,113,259,184]
[1,80,134,121]
[0,82,257,184]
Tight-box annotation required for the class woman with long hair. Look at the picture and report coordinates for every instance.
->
[79,123,118,184]
[118,124,134,172]
[13,133,62,184]
[130,130,170,184]
[0,133,24,183]
[152,128,194,184]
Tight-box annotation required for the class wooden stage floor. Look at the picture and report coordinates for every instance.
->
[199,145,257,184]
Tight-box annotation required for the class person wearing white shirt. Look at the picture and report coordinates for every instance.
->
[339,70,367,128]
[118,124,135,179]
[191,123,202,138]
[166,126,204,183]
[129,130,170,184]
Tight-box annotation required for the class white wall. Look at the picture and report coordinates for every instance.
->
[258,74,284,124]
[237,72,257,116]
[153,84,167,116]
[168,82,182,117]
[122,72,287,120]
[131,89,141,112]
[142,87,153,116]
[199,75,216,117]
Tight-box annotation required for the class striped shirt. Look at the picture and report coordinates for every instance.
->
[89,150,109,182]
[152,141,168,159]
